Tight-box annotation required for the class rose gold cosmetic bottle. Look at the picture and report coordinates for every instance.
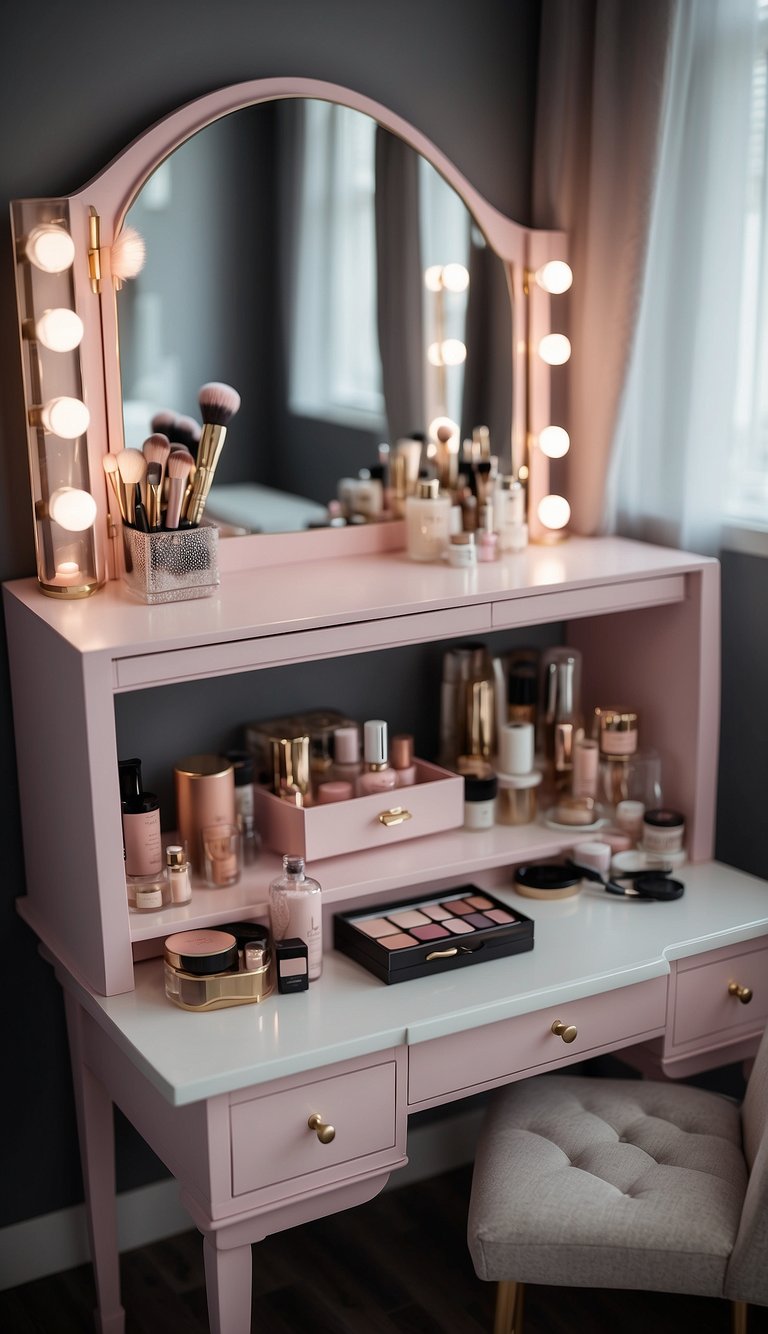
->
[173,754,236,874]
[391,733,417,786]
[271,735,311,805]
[357,720,398,795]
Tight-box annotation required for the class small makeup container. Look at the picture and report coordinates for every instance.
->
[165,843,191,905]
[570,840,612,877]
[477,502,498,562]
[597,708,639,809]
[572,738,599,800]
[332,725,362,782]
[550,795,599,827]
[202,823,242,887]
[615,799,645,842]
[316,780,354,804]
[514,863,582,900]
[448,531,477,568]
[357,720,397,796]
[497,478,528,553]
[274,938,309,993]
[163,928,274,1011]
[495,722,542,826]
[642,808,685,856]
[129,873,170,912]
[464,773,497,829]
[391,734,417,786]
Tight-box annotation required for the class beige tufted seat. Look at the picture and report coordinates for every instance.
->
[468,1021,768,1334]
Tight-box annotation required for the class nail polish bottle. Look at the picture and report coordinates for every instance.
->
[332,725,362,783]
[165,844,192,905]
[356,720,398,795]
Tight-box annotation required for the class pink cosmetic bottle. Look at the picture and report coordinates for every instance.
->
[391,733,417,786]
[356,720,398,795]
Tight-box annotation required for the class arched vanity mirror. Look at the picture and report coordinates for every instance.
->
[10,77,568,589]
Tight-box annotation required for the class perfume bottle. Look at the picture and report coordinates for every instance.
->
[357,720,398,795]
[268,854,323,980]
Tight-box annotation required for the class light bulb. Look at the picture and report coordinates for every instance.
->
[35,397,90,439]
[537,494,571,530]
[428,415,460,449]
[441,262,470,292]
[539,426,570,459]
[34,308,84,352]
[48,487,97,532]
[538,334,571,366]
[441,338,467,366]
[535,260,573,294]
[24,224,75,274]
[427,341,444,366]
[424,265,444,292]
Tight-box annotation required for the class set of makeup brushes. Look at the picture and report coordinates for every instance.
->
[103,382,241,532]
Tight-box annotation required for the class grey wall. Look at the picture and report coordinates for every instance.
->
[0,0,541,1230]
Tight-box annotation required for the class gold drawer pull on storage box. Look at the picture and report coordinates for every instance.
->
[728,981,753,1004]
[378,806,412,827]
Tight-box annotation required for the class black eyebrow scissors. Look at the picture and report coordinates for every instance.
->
[566,859,685,901]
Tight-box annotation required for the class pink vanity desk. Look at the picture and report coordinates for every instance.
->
[5,536,768,1334]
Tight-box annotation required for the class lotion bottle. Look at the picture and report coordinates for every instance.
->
[405,479,451,562]
[268,855,323,980]
[357,720,398,795]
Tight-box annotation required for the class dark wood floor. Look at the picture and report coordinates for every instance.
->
[2,1164,766,1334]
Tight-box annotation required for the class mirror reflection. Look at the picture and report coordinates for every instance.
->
[118,99,512,535]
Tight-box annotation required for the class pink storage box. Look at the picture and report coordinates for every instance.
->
[252,759,464,860]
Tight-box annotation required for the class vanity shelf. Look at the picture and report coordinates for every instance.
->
[3,535,719,996]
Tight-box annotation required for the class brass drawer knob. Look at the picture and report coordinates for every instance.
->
[551,1019,578,1043]
[728,981,753,1005]
[378,807,412,827]
[307,1113,336,1144]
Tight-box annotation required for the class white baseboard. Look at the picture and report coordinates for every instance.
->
[0,1106,483,1292]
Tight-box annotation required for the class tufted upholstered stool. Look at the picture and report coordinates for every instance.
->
[467,1021,768,1334]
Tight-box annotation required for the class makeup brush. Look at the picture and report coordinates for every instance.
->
[151,409,178,438]
[116,448,147,526]
[185,382,241,524]
[102,453,128,523]
[165,451,195,530]
[142,433,171,492]
[145,462,162,529]
[172,414,202,456]
[110,225,146,284]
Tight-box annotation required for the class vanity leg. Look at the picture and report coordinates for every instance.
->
[63,993,125,1334]
[203,1234,253,1334]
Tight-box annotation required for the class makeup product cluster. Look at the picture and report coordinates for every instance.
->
[333,425,526,563]
[118,641,685,1004]
[438,642,686,866]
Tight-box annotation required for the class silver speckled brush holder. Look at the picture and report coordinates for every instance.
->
[122,525,219,604]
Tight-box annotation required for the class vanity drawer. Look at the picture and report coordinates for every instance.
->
[671,939,768,1049]
[408,976,667,1106]
[229,1059,397,1196]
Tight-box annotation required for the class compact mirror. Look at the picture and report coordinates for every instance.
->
[117,98,513,535]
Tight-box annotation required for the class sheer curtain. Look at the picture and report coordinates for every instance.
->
[535,0,757,551]
[609,0,757,553]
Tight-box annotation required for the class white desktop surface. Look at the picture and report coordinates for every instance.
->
[57,861,768,1106]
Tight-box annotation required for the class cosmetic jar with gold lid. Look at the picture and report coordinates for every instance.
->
[163,928,274,1011]
[597,708,638,757]
[448,531,477,568]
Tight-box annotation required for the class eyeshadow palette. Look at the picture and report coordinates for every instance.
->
[333,886,534,984]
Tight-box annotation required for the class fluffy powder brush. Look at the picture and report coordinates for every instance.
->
[184,382,241,524]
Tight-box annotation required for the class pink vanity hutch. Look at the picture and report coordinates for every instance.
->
[4,78,768,1334]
